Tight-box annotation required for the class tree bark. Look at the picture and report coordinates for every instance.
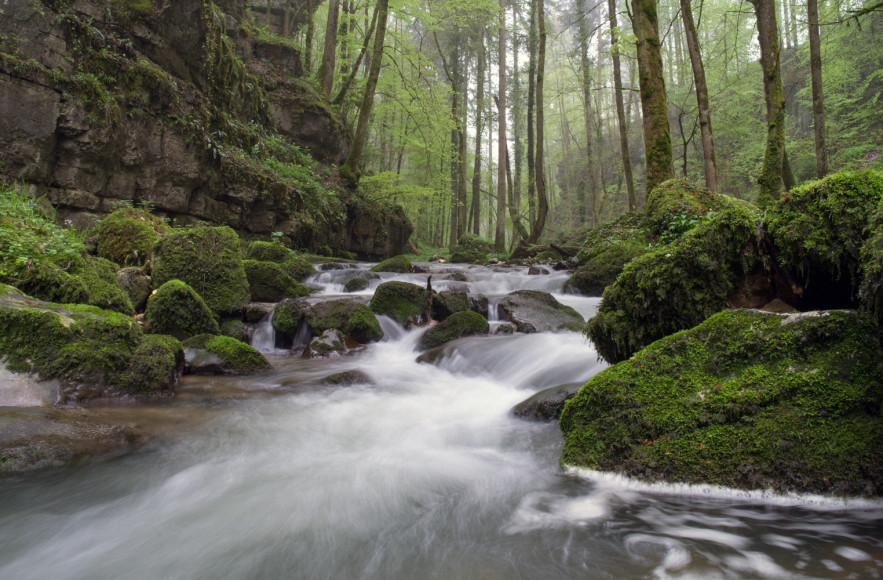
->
[807,0,828,177]
[496,4,508,252]
[471,33,486,235]
[680,0,718,191]
[527,0,537,226]
[749,0,787,207]
[339,0,389,186]
[608,0,636,211]
[578,0,599,225]
[317,0,341,98]
[632,0,673,196]
[304,0,315,73]
[527,0,548,244]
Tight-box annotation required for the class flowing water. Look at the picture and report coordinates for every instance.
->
[1,264,882,579]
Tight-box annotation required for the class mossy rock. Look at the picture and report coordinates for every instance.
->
[272,299,306,335]
[449,250,486,264]
[219,318,250,343]
[431,290,470,321]
[0,291,179,399]
[369,281,430,327]
[586,204,761,363]
[766,169,883,307]
[303,299,384,344]
[644,179,755,238]
[182,334,270,374]
[418,311,489,350]
[95,208,168,266]
[5,261,89,306]
[116,267,152,312]
[344,276,369,293]
[561,309,883,496]
[452,233,494,259]
[72,255,135,315]
[567,242,648,296]
[303,329,355,358]
[574,214,653,265]
[861,197,883,326]
[533,250,562,262]
[498,290,584,333]
[243,241,315,281]
[318,370,374,385]
[369,255,412,273]
[243,260,310,302]
[151,226,250,314]
[143,280,220,340]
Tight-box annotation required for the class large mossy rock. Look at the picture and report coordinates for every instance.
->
[370,281,430,327]
[431,290,470,321]
[449,234,493,264]
[182,334,270,375]
[243,260,310,302]
[568,243,648,296]
[272,298,306,336]
[303,299,384,344]
[243,241,315,281]
[369,255,412,273]
[560,309,883,496]
[0,285,182,400]
[116,267,152,312]
[861,198,883,326]
[95,208,168,267]
[766,170,883,309]
[151,226,250,314]
[449,250,486,264]
[143,280,220,340]
[644,179,756,238]
[498,290,584,333]
[586,205,761,363]
[418,311,489,350]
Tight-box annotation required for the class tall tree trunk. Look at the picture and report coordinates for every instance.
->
[495,5,508,252]
[471,33,486,235]
[527,0,547,244]
[577,0,598,226]
[458,53,469,239]
[527,0,537,226]
[680,0,718,191]
[749,0,787,207]
[807,0,828,177]
[339,0,389,186]
[608,0,637,211]
[632,0,673,196]
[449,45,461,252]
[512,2,524,234]
[304,0,315,73]
[498,97,530,240]
[317,0,341,98]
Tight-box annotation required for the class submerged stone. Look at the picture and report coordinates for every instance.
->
[513,382,583,421]
[318,370,374,386]
[498,290,584,333]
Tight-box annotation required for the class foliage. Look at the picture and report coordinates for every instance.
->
[561,310,883,496]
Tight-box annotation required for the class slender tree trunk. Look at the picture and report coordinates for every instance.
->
[496,5,508,252]
[527,0,537,226]
[317,0,340,98]
[512,3,524,234]
[472,33,486,235]
[458,53,469,238]
[304,0,315,73]
[577,0,598,226]
[449,45,461,252]
[680,0,718,190]
[527,0,547,244]
[632,0,673,196]
[749,0,787,207]
[807,0,828,177]
[339,0,389,185]
[608,0,637,211]
[498,97,530,240]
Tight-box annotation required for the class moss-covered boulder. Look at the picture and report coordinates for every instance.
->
[644,179,755,239]
[95,208,168,266]
[369,255,412,273]
[219,318,250,343]
[861,198,883,326]
[498,290,584,333]
[586,205,761,363]
[418,311,489,350]
[567,243,648,296]
[370,281,430,327]
[143,280,220,340]
[0,289,182,400]
[243,241,315,281]
[454,233,495,254]
[243,260,310,302]
[449,250,486,264]
[151,226,250,314]
[431,290,470,321]
[182,334,270,375]
[74,255,135,315]
[344,276,369,292]
[766,170,883,309]
[271,299,306,336]
[560,309,883,496]
[303,329,357,358]
[116,267,152,312]
[303,299,384,344]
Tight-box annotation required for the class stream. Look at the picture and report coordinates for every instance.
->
[1,263,882,579]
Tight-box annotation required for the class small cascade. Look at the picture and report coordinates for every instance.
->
[377,314,407,342]
[250,308,277,352]
[292,320,312,347]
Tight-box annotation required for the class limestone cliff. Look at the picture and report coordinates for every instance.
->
[0,0,411,259]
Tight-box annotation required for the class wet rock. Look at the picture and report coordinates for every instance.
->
[418,312,489,351]
[513,382,583,421]
[319,262,357,271]
[244,302,274,323]
[493,324,515,335]
[117,267,152,312]
[498,290,584,333]
[344,276,369,293]
[431,291,470,322]
[303,329,359,358]
[318,370,374,386]
[527,266,550,276]
[183,334,270,374]
[469,294,489,318]
[370,281,431,327]
[303,299,384,344]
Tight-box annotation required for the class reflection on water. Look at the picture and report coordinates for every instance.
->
[0,263,881,580]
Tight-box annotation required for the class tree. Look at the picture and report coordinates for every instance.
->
[807,0,828,177]
[317,0,341,98]
[577,0,600,225]
[496,0,508,251]
[471,32,487,235]
[527,0,548,243]
[631,0,673,195]
[607,0,637,211]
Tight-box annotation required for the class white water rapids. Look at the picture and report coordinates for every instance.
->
[0,263,881,579]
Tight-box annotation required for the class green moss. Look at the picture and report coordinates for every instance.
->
[449,250,486,264]
[71,255,134,315]
[861,198,883,326]
[431,291,470,321]
[183,334,270,373]
[586,204,761,363]
[219,318,249,343]
[370,255,412,273]
[271,299,305,335]
[117,334,183,395]
[95,208,168,266]
[243,260,310,302]
[560,309,883,496]
[7,262,89,306]
[151,226,250,314]
[454,233,495,254]
[304,299,384,343]
[533,250,562,262]
[116,267,152,312]
[369,281,430,326]
[418,311,489,350]
[644,179,755,239]
[766,170,883,292]
[243,242,315,281]
[143,280,220,340]
[568,242,648,296]
[344,276,369,292]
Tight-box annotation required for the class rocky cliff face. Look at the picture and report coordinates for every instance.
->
[0,0,411,259]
